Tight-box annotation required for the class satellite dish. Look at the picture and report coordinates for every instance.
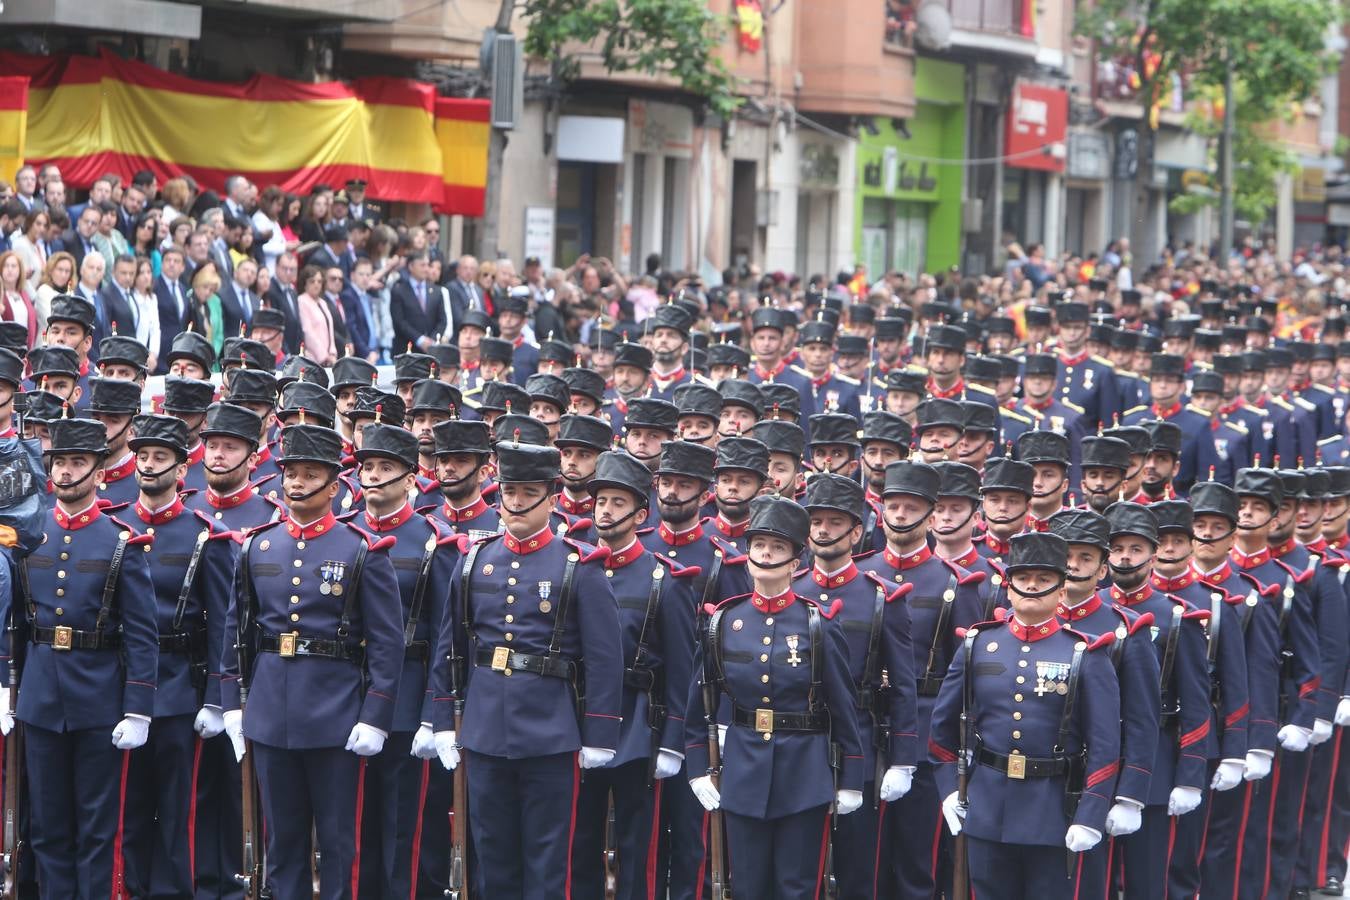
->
[914,1,953,51]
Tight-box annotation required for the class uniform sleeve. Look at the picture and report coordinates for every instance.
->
[1312,564,1348,719]
[220,555,244,713]
[883,595,918,767]
[1215,599,1250,760]
[576,559,623,750]
[1115,628,1162,804]
[418,546,457,724]
[356,548,405,733]
[118,537,160,717]
[0,550,14,664]
[1245,597,1283,753]
[927,636,968,801]
[657,573,697,755]
[820,615,864,793]
[684,626,715,780]
[1075,647,1121,832]
[1174,616,1215,789]
[1286,580,1321,729]
[199,535,237,709]
[428,564,465,732]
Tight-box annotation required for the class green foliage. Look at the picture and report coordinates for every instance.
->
[520,0,743,117]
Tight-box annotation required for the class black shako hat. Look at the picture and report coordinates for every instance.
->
[1302,468,1331,499]
[98,335,149,372]
[1275,469,1306,500]
[1104,501,1159,544]
[331,357,378,393]
[562,367,606,404]
[278,423,342,468]
[354,424,419,469]
[409,379,463,417]
[0,348,21,389]
[625,398,679,434]
[1023,353,1058,377]
[656,440,716,482]
[1151,499,1193,533]
[168,331,216,372]
[1016,430,1070,465]
[47,294,97,332]
[924,325,965,353]
[981,458,1035,495]
[278,354,328,389]
[525,373,570,413]
[23,391,65,424]
[933,461,981,501]
[884,369,927,396]
[715,437,769,476]
[28,345,80,380]
[708,342,751,372]
[808,413,860,448]
[1101,425,1150,457]
[347,388,405,425]
[433,419,491,457]
[393,352,437,384]
[87,377,142,415]
[495,442,560,483]
[961,401,998,435]
[1080,436,1131,471]
[477,381,529,415]
[915,398,964,432]
[587,451,653,504]
[1235,467,1284,509]
[200,402,262,444]
[278,381,337,427]
[1143,420,1182,456]
[759,383,801,418]
[746,494,810,552]
[719,379,764,417]
[427,343,462,372]
[861,411,912,448]
[613,342,654,372]
[1006,532,1069,574]
[222,338,272,373]
[555,415,613,451]
[1324,467,1350,497]
[646,304,692,338]
[1150,354,1186,378]
[803,471,865,522]
[161,376,216,414]
[1190,481,1239,522]
[674,384,723,421]
[46,417,108,457]
[128,414,189,457]
[749,420,805,460]
[479,337,514,365]
[492,414,550,447]
[1049,508,1111,550]
[226,369,278,406]
[539,340,574,366]
[882,460,939,502]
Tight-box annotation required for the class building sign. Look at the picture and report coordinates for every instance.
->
[523,207,555,271]
[628,99,694,159]
[799,142,840,190]
[1067,130,1109,181]
[1005,82,1068,172]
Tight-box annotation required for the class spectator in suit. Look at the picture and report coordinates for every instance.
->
[264,251,303,355]
[117,184,146,243]
[343,257,379,364]
[99,253,139,340]
[446,254,485,317]
[8,208,50,294]
[390,250,448,354]
[222,175,251,223]
[63,206,103,276]
[199,208,234,282]
[130,170,157,204]
[154,247,189,374]
[309,224,348,280]
[66,176,112,225]
[220,256,261,341]
[322,265,352,356]
[297,264,338,365]
[13,166,41,213]
[73,253,108,362]
[182,228,213,288]
[41,180,66,218]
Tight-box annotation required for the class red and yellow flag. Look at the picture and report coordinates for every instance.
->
[0,77,28,185]
[434,98,490,218]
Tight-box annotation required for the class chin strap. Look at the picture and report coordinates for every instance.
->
[501,490,554,517]
[1108,559,1150,578]
[932,504,977,536]
[595,505,644,533]
[361,465,413,494]
[286,471,338,503]
[748,553,799,571]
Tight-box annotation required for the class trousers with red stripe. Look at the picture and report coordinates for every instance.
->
[357,730,447,900]
[1323,727,1350,885]
[571,759,661,900]
[1265,743,1316,898]
[968,835,1095,900]
[120,713,197,899]
[1293,735,1343,892]
[724,805,831,900]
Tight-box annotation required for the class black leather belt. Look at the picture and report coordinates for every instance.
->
[624,666,654,691]
[259,632,363,663]
[474,646,576,681]
[31,625,120,651]
[974,741,1075,780]
[918,677,944,697]
[159,629,206,654]
[731,704,828,734]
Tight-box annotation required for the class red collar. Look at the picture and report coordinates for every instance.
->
[751,589,796,613]
[1307,537,1329,554]
[1232,545,1271,569]
[442,496,489,523]
[1057,594,1102,621]
[55,501,101,530]
[1269,537,1297,559]
[252,445,273,468]
[135,497,184,526]
[1219,398,1246,416]
[658,520,704,545]
[1109,582,1154,606]
[103,453,136,482]
[714,515,748,538]
[980,533,1010,556]
[512,335,526,348]
[754,359,787,380]
[208,482,255,508]
[0,426,15,440]
[419,464,436,481]
[605,538,644,569]
[558,493,594,516]
[1008,616,1061,642]
[653,366,685,385]
[1151,569,1195,592]
[1023,396,1055,411]
[1333,534,1350,550]
[1058,349,1089,366]
[884,544,932,570]
[812,562,859,587]
[946,545,980,568]
[927,377,965,400]
[1026,514,1051,533]
[1196,560,1233,584]
[504,525,553,554]
[285,512,336,540]
[1151,401,1182,419]
[186,442,205,466]
[1130,484,1176,504]
[810,371,832,388]
[78,358,89,378]
[365,502,414,533]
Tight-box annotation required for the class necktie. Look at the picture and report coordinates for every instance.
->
[175,283,185,320]
[241,291,252,326]
[416,281,426,313]
[124,288,139,329]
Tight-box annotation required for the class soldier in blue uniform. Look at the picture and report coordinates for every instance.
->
[96,333,150,386]
[85,377,143,508]
[1055,300,1120,428]
[707,437,769,551]
[1109,329,1149,412]
[160,376,217,493]
[1099,423,1148,505]
[955,401,999,474]
[718,379,764,441]
[26,344,85,412]
[16,416,159,898]
[856,411,911,554]
[599,342,654,431]
[1078,435,1131,514]
[794,319,863,420]
[684,495,866,899]
[807,412,861,479]
[119,414,236,899]
[496,291,539,385]
[555,414,611,522]
[673,382,723,447]
[1012,353,1087,479]
[1121,354,1221,493]
[274,381,364,516]
[1099,501,1215,900]
[1015,430,1073,536]
[913,398,964,464]
[1289,341,1339,439]
[569,450,699,900]
[524,372,570,443]
[223,368,283,485]
[619,397,679,498]
[33,294,97,410]
[427,419,500,538]
[427,440,624,900]
[407,378,463,507]
[642,305,695,402]
[976,457,1035,561]
[184,403,279,531]
[1186,370,1253,481]
[1263,348,1319,466]
[928,532,1121,900]
[220,419,405,900]
[932,462,1004,618]
[329,356,379,458]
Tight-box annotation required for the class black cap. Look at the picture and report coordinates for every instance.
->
[751,308,785,334]
[1275,469,1306,500]
[492,414,550,447]
[226,369,279,406]
[1325,467,1350,497]
[614,342,654,372]
[347,387,405,426]
[625,398,679,434]
[1057,301,1090,324]
[495,442,560,483]
[674,384,723,422]
[961,401,998,435]
[476,381,529,415]
[98,335,149,372]
[1080,435,1131,471]
[1150,354,1186,378]
[161,376,216,415]
[88,377,142,415]
[1007,532,1069,574]
[427,343,462,372]
[555,414,613,450]
[587,328,620,352]
[1104,501,1159,544]
[924,325,966,353]
[799,320,837,347]
[882,460,939,502]
[984,315,1016,336]
[322,223,348,243]
[1023,353,1058,377]
[1016,430,1070,466]
[715,437,769,475]
[1236,468,1285,509]
[409,379,463,417]
[861,411,912,448]
[279,424,343,468]
[587,451,653,503]
[1024,306,1053,328]
[200,402,263,444]
[479,337,514,365]
[803,471,865,522]
[278,354,329,389]
[808,413,861,448]
[1049,508,1110,550]
[47,294,96,332]
[331,357,378,392]
[0,348,24,389]
[875,317,907,340]
[28,345,80,380]
[433,419,491,457]
[251,307,287,334]
[1191,371,1224,395]
[496,293,528,318]
[719,379,764,417]
[933,461,981,501]
[354,424,419,469]
[884,369,927,395]
[458,310,493,334]
[278,381,337,427]
[1101,425,1150,457]
[1143,420,1183,456]
[539,340,575,366]
[1162,318,1197,339]
[1303,468,1331,499]
[168,331,216,372]
[1152,499,1193,533]
[749,420,805,460]
[562,367,607,403]
[759,383,801,418]
[981,458,1035,496]
[656,440,717,481]
[128,414,189,457]
[0,323,27,357]
[45,417,108,457]
[222,338,273,372]
[646,304,692,338]
[746,495,810,552]
[966,355,1002,383]
[22,391,66,424]
[1111,329,1139,351]
[393,352,437,384]
[916,398,964,432]
[708,342,751,372]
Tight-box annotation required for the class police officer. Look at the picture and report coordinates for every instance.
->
[16,416,158,897]
[221,419,405,899]
[928,532,1121,900]
[428,418,500,538]
[120,414,235,900]
[685,495,865,899]
[791,472,918,899]
[570,450,698,900]
[429,440,624,900]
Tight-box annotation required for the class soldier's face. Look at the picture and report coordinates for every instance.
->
[1082,467,1124,510]
[559,446,601,489]
[529,401,562,429]
[955,432,993,467]
[625,428,669,468]
[800,343,832,374]
[862,442,902,490]
[1007,570,1065,621]
[1142,452,1178,487]
[1266,367,1290,394]
[925,348,961,377]
[282,463,338,516]
[678,415,717,444]
[1150,375,1184,406]
[1192,514,1235,566]
[1296,499,1324,536]
[747,534,796,580]
[876,338,901,363]
[570,394,600,417]
[499,481,554,535]
[716,470,763,516]
[918,426,960,462]
[837,354,867,379]
[765,454,800,496]
[1064,545,1107,592]
[1322,497,1349,539]
[411,412,448,452]
[49,452,101,503]
[1156,532,1191,567]
[170,359,208,380]
[982,490,1029,529]
[1311,360,1336,384]
[1190,391,1219,413]
[719,406,757,437]
[655,474,705,522]
[1059,322,1088,349]
[1108,535,1153,588]
[986,333,1013,353]
[809,510,861,564]
[436,453,484,503]
[594,488,647,540]
[751,329,782,360]
[811,445,855,477]
[1237,496,1276,531]
[1271,499,1298,540]
[1023,374,1055,402]
[134,446,184,495]
[931,497,975,538]
[613,365,648,397]
[358,457,413,508]
[882,494,931,536]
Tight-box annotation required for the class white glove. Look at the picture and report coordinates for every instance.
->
[1278,724,1312,752]
[193,706,224,739]
[1105,800,1143,836]
[111,716,150,751]
[411,724,437,760]
[941,791,966,836]
[579,746,615,769]
[718,723,727,753]
[1311,718,1334,745]
[690,774,721,811]
[654,749,683,780]
[1336,697,1350,727]
[879,765,915,802]
[1211,760,1245,792]
[1065,824,1103,852]
[344,723,387,757]
[0,688,12,737]
[434,731,460,770]
[1168,785,1203,816]
[223,709,245,762]
[835,789,863,816]
[1244,750,1273,781]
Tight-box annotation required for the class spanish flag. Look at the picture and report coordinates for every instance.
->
[434,98,490,218]
[0,77,27,185]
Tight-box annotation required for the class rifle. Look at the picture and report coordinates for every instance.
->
[1,643,22,899]
[446,697,468,899]
[703,672,731,900]
[824,743,840,899]
[952,633,975,900]
[234,537,267,899]
[603,798,618,900]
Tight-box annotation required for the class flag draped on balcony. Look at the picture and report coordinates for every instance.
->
[0,77,28,184]
[0,48,491,213]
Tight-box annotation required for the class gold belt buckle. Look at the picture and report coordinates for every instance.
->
[52,625,72,651]
[1007,750,1027,780]
[491,646,511,673]
[754,708,774,735]
[278,632,298,659]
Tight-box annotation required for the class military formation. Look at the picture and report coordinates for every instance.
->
[1,284,1350,899]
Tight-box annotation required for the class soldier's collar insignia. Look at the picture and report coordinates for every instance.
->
[605,538,644,570]
[286,511,336,540]
[442,496,490,523]
[1056,593,1102,621]
[365,502,414,533]
[54,501,101,531]
[658,520,704,546]
[135,497,185,526]
[1008,615,1060,643]
[811,562,858,588]
[751,589,795,614]
[1109,582,1154,607]
[504,524,554,555]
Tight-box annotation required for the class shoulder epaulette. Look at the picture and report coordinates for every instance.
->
[1182,606,1211,621]
[966,382,995,396]
[1127,610,1155,635]
[1224,420,1248,434]
[1318,436,1342,447]
[693,374,718,388]
[1061,400,1085,415]
[1271,397,1294,411]
[1071,627,1115,651]
[835,373,861,386]
[1272,557,1313,583]
[706,592,752,615]
[654,555,701,578]
[562,536,607,563]
[1246,405,1268,417]
[242,518,285,537]
[999,408,1032,424]
[107,514,153,545]
[1090,354,1116,369]
[1294,397,1317,412]
[1124,405,1148,417]
[810,596,843,619]
[1185,403,1213,418]
[343,521,396,552]
[709,535,749,564]
[1311,383,1335,395]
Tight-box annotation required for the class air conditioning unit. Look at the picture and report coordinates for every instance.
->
[489,33,524,130]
